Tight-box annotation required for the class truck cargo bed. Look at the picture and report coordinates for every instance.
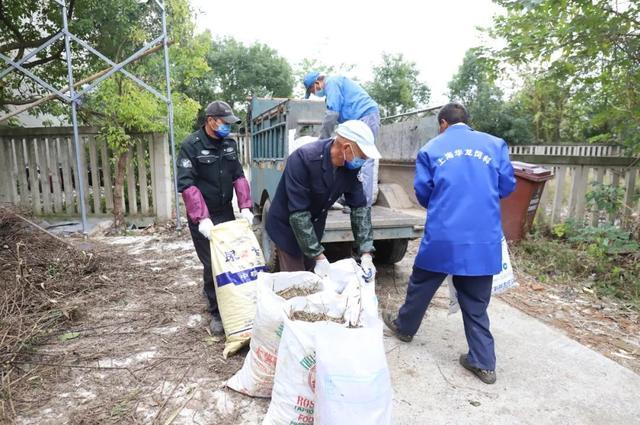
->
[321,205,424,243]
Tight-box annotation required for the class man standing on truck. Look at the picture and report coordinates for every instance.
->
[177,101,254,335]
[383,103,516,385]
[303,71,380,208]
[265,120,380,280]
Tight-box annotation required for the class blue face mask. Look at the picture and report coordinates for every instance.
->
[345,156,366,170]
[314,88,326,98]
[343,145,366,169]
[214,123,231,138]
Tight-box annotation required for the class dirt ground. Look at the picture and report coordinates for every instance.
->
[499,269,640,375]
[3,224,639,424]
[4,224,268,424]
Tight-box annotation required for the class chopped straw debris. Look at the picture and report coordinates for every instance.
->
[276,285,319,300]
[289,311,345,324]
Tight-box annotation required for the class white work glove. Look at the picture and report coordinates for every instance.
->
[198,218,215,240]
[360,253,376,282]
[314,257,331,279]
[240,208,254,224]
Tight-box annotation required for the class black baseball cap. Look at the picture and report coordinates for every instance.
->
[205,101,241,124]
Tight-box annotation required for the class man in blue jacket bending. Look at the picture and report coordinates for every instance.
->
[383,102,516,385]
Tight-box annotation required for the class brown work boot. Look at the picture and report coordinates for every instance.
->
[382,311,413,342]
[459,354,496,384]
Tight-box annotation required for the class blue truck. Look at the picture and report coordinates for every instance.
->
[248,97,424,269]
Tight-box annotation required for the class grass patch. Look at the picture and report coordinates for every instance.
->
[511,223,640,311]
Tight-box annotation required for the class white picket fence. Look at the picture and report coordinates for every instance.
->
[509,145,627,157]
[0,127,173,220]
[508,145,639,227]
[234,133,249,164]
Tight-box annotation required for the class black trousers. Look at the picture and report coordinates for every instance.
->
[188,204,235,314]
[396,266,496,370]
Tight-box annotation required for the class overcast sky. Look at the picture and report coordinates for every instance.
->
[190,0,503,105]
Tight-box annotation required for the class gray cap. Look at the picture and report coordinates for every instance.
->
[205,101,241,124]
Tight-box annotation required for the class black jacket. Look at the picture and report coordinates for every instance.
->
[266,138,366,257]
[177,127,244,213]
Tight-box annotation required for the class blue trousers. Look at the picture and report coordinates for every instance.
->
[358,111,380,207]
[396,266,496,370]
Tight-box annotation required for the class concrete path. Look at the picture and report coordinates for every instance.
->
[386,288,640,425]
[26,224,639,424]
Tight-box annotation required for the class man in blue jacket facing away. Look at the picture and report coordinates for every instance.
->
[383,103,516,384]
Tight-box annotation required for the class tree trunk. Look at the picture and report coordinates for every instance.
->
[112,152,128,231]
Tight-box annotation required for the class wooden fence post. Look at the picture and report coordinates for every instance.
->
[148,135,157,212]
[126,147,138,215]
[591,167,605,226]
[27,138,41,215]
[136,139,150,215]
[609,170,621,224]
[622,169,637,229]
[88,135,101,214]
[567,167,578,219]
[574,166,589,223]
[551,166,567,224]
[59,137,75,214]
[49,138,63,213]
[79,136,90,214]
[0,137,11,204]
[151,133,172,221]
[36,137,52,214]
[99,138,114,213]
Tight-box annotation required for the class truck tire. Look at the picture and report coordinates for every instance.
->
[260,199,279,272]
[373,239,409,264]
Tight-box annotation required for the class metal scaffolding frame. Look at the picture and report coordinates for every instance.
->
[0,0,181,232]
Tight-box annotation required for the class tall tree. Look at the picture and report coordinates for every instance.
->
[80,0,203,230]
[292,58,357,98]
[509,69,577,144]
[366,53,431,117]
[0,0,100,115]
[491,0,640,152]
[448,48,500,107]
[1,0,205,229]
[448,47,533,145]
[181,36,294,124]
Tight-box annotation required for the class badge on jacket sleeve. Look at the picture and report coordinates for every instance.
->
[179,158,192,168]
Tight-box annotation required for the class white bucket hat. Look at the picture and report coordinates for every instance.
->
[335,120,381,160]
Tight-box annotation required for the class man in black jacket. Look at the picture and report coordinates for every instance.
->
[177,101,253,334]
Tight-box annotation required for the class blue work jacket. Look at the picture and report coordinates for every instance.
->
[414,124,516,276]
[266,139,367,257]
[325,76,379,123]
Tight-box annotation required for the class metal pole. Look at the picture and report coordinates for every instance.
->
[61,1,88,233]
[0,43,168,124]
[0,51,71,101]
[160,0,181,229]
[69,34,167,102]
[380,105,444,122]
[0,32,64,79]
[74,35,164,99]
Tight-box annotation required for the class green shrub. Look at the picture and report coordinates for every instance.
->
[513,222,640,310]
